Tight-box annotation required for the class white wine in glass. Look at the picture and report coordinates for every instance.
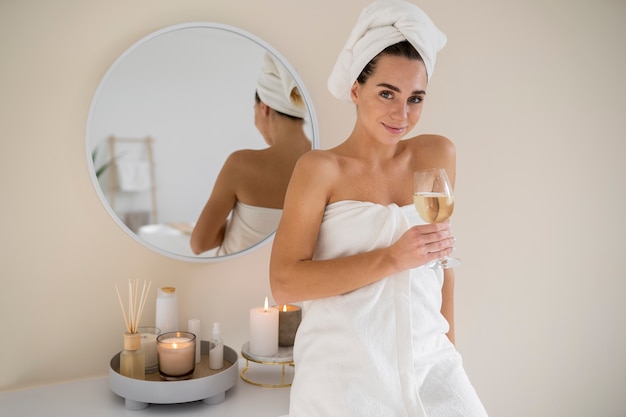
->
[413,168,461,268]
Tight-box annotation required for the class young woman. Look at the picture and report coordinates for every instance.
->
[190,53,311,256]
[270,1,488,415]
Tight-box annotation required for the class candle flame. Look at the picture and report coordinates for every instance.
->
[172,343,178,349]
[283,304,287,312]
[264,296,269,312]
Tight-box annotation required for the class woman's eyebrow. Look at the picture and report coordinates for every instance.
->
[376,82,426,95]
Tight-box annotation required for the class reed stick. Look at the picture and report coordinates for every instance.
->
[115,279,152,334]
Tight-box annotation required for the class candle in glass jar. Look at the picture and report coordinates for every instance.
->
[156,331,196,380]
[138,326,161,373]
[249,297,279,356]
[276,304,302,347]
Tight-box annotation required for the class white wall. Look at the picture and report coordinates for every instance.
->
[1,1,624,416]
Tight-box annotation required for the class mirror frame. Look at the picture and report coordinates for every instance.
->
[85,22,319,262]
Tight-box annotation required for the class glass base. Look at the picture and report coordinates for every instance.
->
[159,368,195,381]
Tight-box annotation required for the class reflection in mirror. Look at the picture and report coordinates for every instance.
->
[86,23,318,262]
[190,52,312,257]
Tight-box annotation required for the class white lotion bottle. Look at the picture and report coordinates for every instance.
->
[209,322,224,370]
[155,287,179,334]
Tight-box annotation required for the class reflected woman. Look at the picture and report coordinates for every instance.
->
[190,53,311,256]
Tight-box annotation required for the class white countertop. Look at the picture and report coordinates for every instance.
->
[0,359,290,417]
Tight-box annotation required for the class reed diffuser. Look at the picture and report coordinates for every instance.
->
[115,279,152,380]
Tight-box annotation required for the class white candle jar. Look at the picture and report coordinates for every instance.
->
[137,326,161,373]
[156,331,196,381]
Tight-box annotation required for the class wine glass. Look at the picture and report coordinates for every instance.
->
[413,168,461,269]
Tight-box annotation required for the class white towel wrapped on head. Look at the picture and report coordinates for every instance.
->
[328,0,447,102]
[257,53,307,118]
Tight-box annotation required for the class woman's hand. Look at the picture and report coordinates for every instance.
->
[387,222,455,271]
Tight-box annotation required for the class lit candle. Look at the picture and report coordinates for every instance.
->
[156,331,196,380]
[249,297,279,356]
[277,304,302,347]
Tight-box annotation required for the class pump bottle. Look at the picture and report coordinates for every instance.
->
[209,322,224,370]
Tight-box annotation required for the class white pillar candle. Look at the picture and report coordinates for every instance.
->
[187,318,201,364]
[156,332,196,379]
[249,297,279,356]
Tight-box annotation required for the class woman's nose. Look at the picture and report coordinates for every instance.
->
[389,101,408,120]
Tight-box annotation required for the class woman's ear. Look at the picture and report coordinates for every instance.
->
[259,101,271,116]
[350,81,359,104]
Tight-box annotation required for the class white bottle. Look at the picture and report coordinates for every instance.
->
[209,322,224,370]
[187,318,201,364]
[155,287,179,334]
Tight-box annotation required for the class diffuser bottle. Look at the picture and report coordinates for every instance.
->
[209,322,224,370]
[120,332,146,380]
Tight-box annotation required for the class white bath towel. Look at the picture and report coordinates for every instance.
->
[216,201,282,256]
[257,52,307,118]
[328,0,447,102]
[116,160,152,192]
[288,201,488,417]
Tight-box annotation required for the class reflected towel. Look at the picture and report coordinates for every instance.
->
[327,0,447,102]
[257,52,307,118]
[217,201,282,256]
[116,160,152,192]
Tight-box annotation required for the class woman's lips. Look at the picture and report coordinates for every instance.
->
[382,123,407,134]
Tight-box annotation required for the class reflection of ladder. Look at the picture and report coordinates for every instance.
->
[108,136,158,228]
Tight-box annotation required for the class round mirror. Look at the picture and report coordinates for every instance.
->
[86,22,319,262]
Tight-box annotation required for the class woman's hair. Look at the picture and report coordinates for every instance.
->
[356,40,423,85]
[255,92,304,121]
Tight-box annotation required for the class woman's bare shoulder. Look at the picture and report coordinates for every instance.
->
[409,133,455,150]
[405,134,456,160]
[294,149,342,175]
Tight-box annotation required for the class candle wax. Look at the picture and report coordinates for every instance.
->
[277,304,302,347]
[140,332,159,369]
[249,305,279,356]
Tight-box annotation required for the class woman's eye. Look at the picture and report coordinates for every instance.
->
[409,96,423,104]
[380,90,393,99]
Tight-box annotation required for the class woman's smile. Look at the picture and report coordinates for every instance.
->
[381,122,407,135]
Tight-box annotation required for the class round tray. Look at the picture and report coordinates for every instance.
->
[109,341,238,410]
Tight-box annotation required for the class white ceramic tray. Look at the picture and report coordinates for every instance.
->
[109,341,238,410]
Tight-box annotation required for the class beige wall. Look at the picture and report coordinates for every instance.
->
[1,0,625,416]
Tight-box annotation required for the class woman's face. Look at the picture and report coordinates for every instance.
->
[351,54,428,145]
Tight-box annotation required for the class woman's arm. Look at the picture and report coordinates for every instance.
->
[189,154,239,255]
[269,151,455,305]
